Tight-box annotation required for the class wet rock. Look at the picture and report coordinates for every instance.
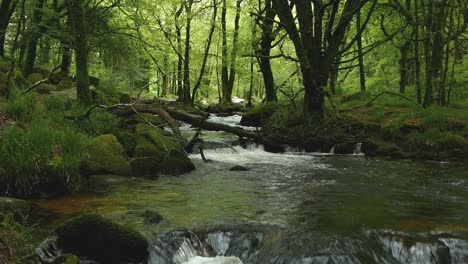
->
[362,138,402,157]
[81,134,132,176]
[159,149,195,174]
[333,143,357,155]
[229,165,249,171]
[130,157,160,177]
[56,214,148,264]
[115,132,137,156]
[142,210,164,225]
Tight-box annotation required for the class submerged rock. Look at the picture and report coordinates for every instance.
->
[56,214,148,264]
[81,134,132,176]
[229,165,249,171]
[142,210,164,225]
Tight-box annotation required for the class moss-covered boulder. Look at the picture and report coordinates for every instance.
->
[26,73,44,84]
[362,137,403,158]
[159,149,195,174]
[56,214,148,264]
[124,114,165,130]
[130,124,194,176]
[115,132,137,156]
[36,83,57,94]
[82,134,131,176]
[56,80,75,91]
[0,197,31,217]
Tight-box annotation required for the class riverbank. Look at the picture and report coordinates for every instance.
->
[240,94,467,162]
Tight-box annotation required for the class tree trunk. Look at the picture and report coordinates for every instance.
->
[181,0,192,104]
[0,0,18,57]
[162,55,170,97]
[356,10,366,92]
[191,0,217,104]
[220,0,229,102]
[414,0,422,104]
[399,42,410,94]
[258,0,277,102]
[22,0,46,76]
[68,0,92,104]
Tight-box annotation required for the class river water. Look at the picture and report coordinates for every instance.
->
[34,115,468,264]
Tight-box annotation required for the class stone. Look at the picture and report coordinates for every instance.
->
[0,197,31,217]
[56,214,148,263]
[119,93,132,104]
[36,83,57,94]
[26,73,44,84]
[56,80,75,91]
[81,134,132,176]
[141,210,164,225]
[229,165,249,171]
[159,149,195,174]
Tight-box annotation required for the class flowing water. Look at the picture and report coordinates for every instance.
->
[34,115,468,264]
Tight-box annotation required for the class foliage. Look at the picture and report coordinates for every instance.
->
[0,115,88,197]
[5,91,36,122]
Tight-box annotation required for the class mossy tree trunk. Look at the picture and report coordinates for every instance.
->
[67,0,92,104]
[0,0,18,57]
[258,0,278,102]
[22,0,46,77]
[273,0,373,117]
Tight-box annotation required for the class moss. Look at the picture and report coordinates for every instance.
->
[56,80,75,91]
[130,157,160,177]
[159,149,195,174]
[56,214,148,264]
[362,137,402,157]
[36,83,57,94]
[83,134,131,176]
[240,102,281,127]
[115,132,137,156]
[26,73,43,84]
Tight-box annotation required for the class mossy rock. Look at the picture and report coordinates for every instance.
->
[115,132,137,156]
[56,214,148,264]
[159,149,195,174]
[130,157,160,177]
[362,138,402,157]
[82,134,131,176]
[125,114,165,129]
[56,80,75,91]
[52,254,79,264]
[26,73,44,84]
[134,124,182,159]
[36,83,57,94]
[119,93,132,103]
[0,197,31,217]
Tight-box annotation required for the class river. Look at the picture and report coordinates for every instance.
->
[34,115,468,264]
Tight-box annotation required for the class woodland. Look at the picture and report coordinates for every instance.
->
[0,0,467,263]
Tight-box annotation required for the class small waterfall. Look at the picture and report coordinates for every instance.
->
[353,143,363,155]
[149,230,208,264]
[329,145,335,154]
